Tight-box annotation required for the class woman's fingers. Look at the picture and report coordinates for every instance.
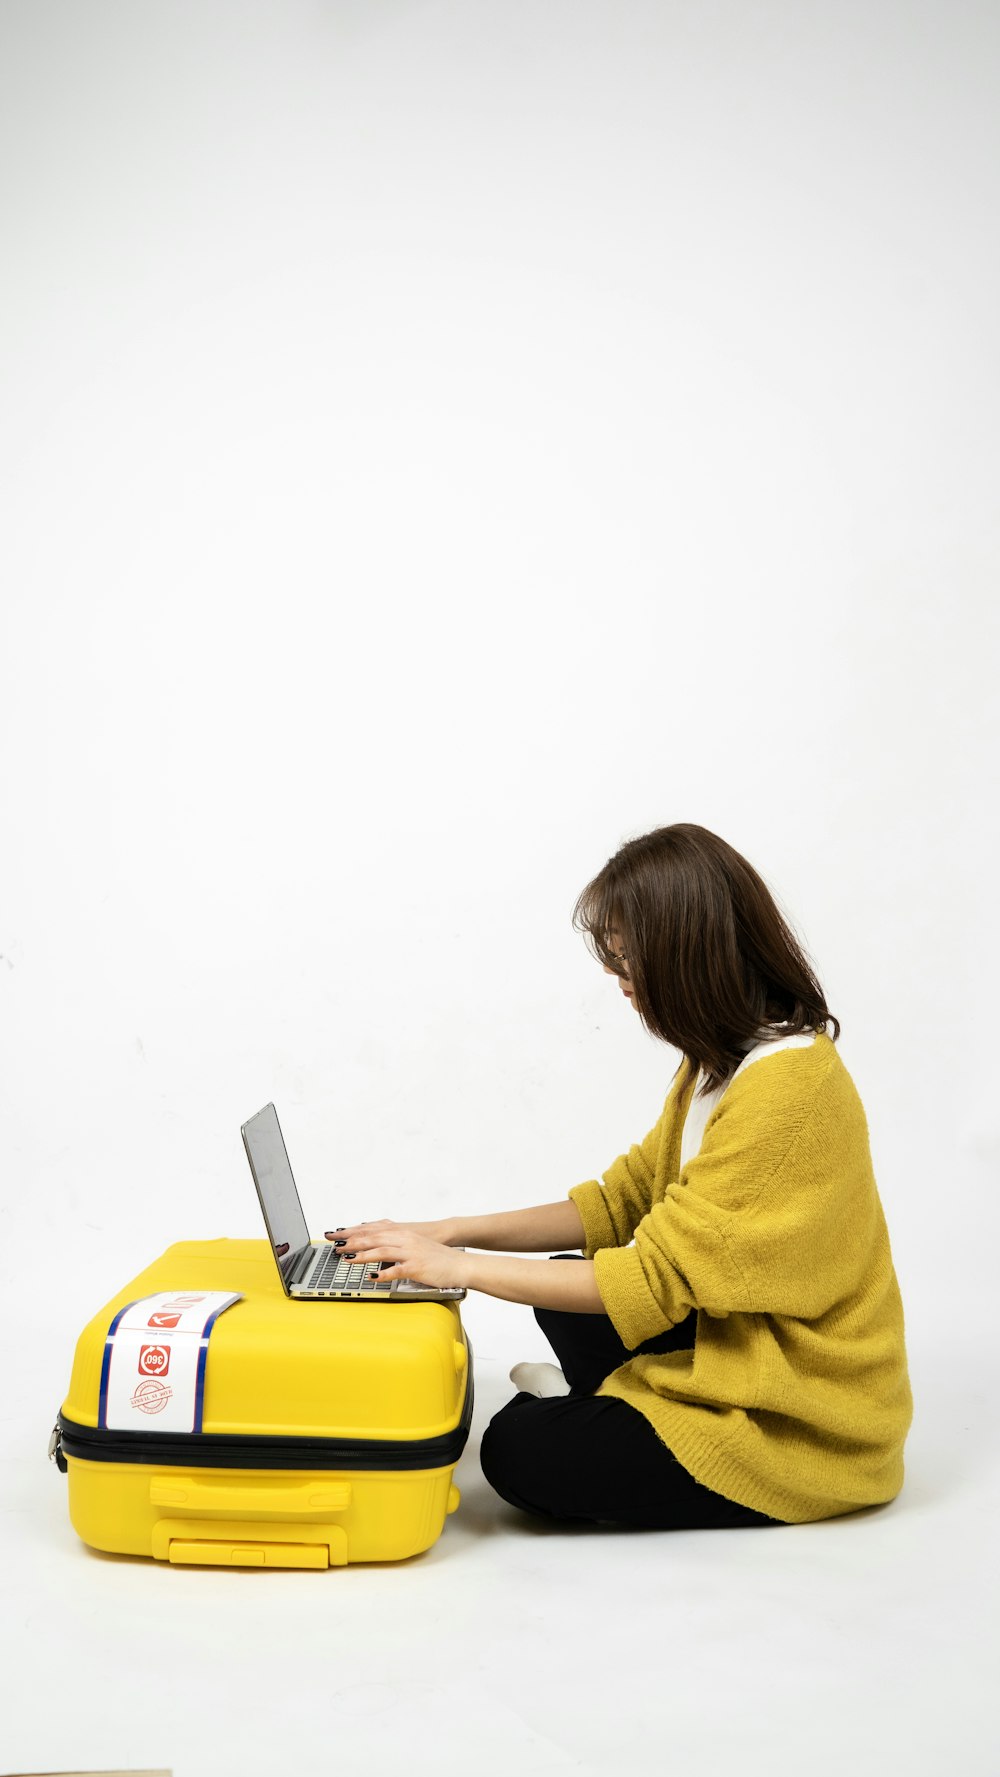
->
[318,1227,462,1290]
[324,1219,395,1242]
[339,1233,394,1263]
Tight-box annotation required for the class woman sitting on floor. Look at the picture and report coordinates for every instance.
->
[333,822,913,1530]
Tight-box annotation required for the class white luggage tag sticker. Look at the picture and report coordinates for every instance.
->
[99,1291,242,1434]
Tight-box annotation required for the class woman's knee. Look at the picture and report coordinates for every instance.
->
[479,1397,528,1491]
[480,1397,561,1516]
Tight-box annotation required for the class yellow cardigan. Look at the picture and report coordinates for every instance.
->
[569,1034,912,1523]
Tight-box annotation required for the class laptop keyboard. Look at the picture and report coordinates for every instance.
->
[307,1249,392,1294]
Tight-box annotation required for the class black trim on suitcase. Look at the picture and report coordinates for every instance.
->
[52,1350,474,1474]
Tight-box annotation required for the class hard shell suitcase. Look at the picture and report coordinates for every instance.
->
[52,1239,472,1568]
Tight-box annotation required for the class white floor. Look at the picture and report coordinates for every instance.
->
[2,1294,998,1777]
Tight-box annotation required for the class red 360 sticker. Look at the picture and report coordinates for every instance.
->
[138,1343,171,1377]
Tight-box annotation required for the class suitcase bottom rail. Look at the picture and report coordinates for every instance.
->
[153,1517,350,1566]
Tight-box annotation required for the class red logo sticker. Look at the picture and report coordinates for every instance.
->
[148,1312,182,1328]
[131,1378,172,1414]
[138,1344,171,1377]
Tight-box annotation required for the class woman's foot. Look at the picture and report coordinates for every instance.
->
[509,1361,571,1398]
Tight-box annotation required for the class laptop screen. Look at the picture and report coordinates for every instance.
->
[241,1103,311,1276]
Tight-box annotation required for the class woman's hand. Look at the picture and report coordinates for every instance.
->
[325,1220,604,1309]
[325,1216,458,1248]
[331,1225,470,1291]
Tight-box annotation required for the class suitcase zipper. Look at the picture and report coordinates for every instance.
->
[53,1356,473,1473]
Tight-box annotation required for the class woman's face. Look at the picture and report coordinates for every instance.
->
[603,926,637,1007]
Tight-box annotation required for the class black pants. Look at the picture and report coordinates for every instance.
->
[479,1258,779,1530]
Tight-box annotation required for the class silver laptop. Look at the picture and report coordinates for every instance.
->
[241,1103,466,1302]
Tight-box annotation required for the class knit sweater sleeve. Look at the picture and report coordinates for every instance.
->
[594,1184,748,1348]
[568,1069,690,1254]
[594,1042,860,1351]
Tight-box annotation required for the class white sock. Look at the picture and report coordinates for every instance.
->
[509,1360,571,1399]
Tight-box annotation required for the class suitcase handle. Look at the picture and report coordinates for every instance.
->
[149,1476,352,1519]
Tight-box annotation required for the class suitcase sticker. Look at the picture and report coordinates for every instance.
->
[99,1291,242,1435]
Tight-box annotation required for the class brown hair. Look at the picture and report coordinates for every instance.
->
[572,823,840,1094]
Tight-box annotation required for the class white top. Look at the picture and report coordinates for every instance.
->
[679,1031,818,1173]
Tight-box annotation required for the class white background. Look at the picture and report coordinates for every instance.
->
[1,3,997,1774]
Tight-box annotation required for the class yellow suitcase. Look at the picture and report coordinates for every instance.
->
[52,1239,472,1568]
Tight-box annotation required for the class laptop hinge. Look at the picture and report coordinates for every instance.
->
[286,1245,315,1288]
